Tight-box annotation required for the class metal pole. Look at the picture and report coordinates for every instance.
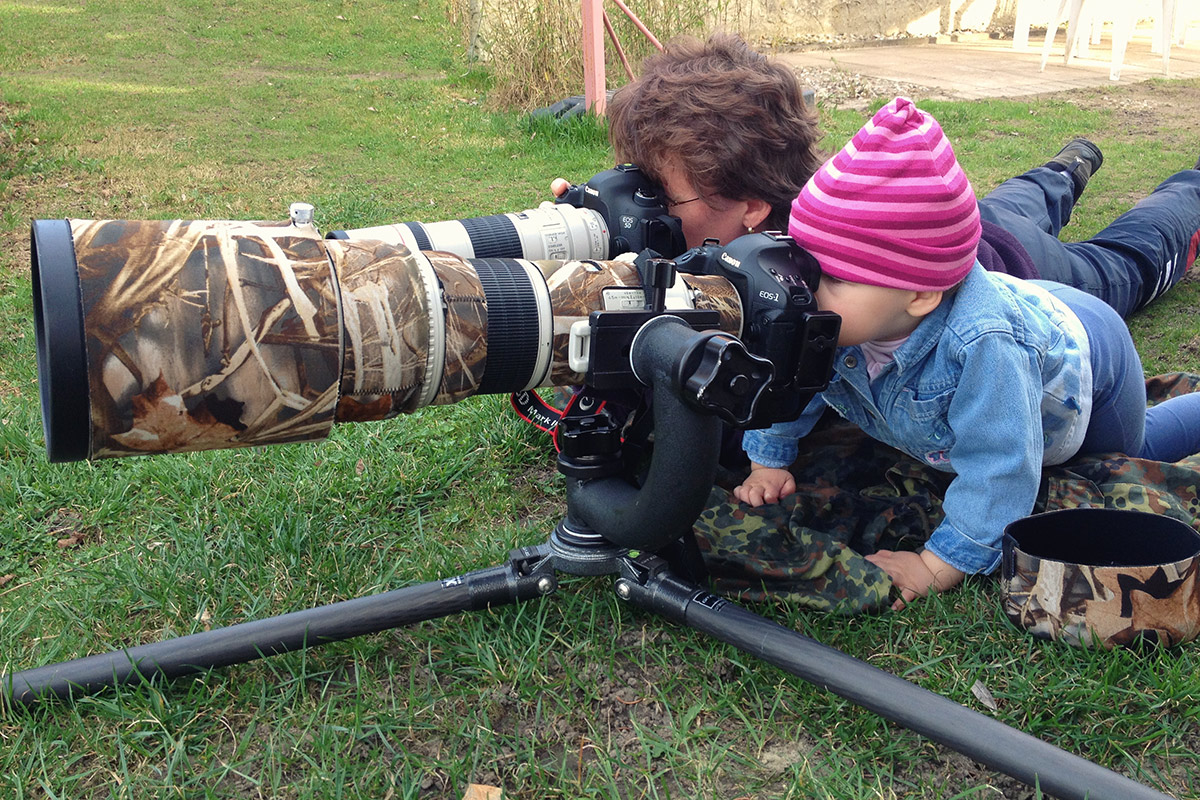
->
[581,0,606,115]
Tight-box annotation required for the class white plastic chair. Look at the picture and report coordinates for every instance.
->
[1176,1,1195,45]
[1109,0,1177,79]
[1033,0,1180,80]
[1037,0,1087,69]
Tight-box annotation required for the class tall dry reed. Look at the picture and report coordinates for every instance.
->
[448,0,751,110]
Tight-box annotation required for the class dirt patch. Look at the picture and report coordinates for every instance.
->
[796,62,1200,131]
[793,63,959,109]
[1035,79,1200,146]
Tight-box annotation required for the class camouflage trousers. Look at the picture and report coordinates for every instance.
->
[693,373,1200,615]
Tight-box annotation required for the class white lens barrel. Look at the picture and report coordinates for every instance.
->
[328,204,610,262]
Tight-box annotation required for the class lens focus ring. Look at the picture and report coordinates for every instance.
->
[471,258,543,395]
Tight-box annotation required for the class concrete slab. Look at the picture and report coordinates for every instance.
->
[777,30,1200,103]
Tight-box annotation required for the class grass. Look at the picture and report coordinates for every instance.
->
[2,1,1200,798]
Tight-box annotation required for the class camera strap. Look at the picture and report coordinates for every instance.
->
[509,388,642,453]
[509,390,568,436]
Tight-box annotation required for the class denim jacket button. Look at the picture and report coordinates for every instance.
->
[843,355,858,369]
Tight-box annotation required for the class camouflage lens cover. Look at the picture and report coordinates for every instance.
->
[1002,508,1200,648]
[37,216,748,461]
[70,219,342,458]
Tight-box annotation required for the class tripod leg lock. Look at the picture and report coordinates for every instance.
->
[464,545,558,610]
[615,552,726,622]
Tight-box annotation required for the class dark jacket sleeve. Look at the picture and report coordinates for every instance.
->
[977,219,1039,280]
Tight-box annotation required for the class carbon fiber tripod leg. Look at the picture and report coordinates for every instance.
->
[3,545,556,706]
[614,551,1175,800]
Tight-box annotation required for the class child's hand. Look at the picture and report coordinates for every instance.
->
[732,465,796,507]
[865,549,965,611]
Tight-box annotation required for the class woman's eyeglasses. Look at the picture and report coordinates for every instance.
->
[659,192,705,208]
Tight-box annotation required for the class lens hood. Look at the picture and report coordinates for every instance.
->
[1002,508,1200,648]
[31,219,91,462]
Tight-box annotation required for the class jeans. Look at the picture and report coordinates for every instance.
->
[980,167,1200,319]
[1041,281,1200,463]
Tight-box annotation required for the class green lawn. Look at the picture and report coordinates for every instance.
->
[2,1,1199,798]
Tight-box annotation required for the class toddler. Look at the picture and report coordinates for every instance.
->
[735,97,1200,609]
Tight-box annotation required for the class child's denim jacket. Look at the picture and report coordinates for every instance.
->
[743,264,1093,575]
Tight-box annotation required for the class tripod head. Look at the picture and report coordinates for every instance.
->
[551,240,835,557]
[556,314,747,556]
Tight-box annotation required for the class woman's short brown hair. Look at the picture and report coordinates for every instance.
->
[607,33,826,232]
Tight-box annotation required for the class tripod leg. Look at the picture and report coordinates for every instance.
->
[652,531,709,585]
[615,553,1173,800]
[3,545,556,706]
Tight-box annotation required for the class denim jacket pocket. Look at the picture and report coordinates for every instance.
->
[891,388,956,466]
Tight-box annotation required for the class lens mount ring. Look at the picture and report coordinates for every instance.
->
[412,251,447,410]
[515,260,553,390]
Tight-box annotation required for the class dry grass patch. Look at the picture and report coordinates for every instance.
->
[448,0,752,110]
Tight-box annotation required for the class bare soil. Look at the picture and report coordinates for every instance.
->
[796,62,1200,148]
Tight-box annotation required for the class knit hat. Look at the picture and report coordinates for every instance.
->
[788,97,981,292]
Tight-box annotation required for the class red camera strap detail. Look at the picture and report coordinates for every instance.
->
[509,390,610,453]
[509,390,563,435]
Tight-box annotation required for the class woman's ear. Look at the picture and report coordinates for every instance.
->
[907,289,944,318]
[742,198,773,232]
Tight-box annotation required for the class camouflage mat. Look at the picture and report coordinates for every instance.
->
[694,373,1200,614]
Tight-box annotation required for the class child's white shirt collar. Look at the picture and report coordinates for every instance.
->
[861,336,909,381]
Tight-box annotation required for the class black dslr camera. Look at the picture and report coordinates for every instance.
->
[580,231,840,430]
[553,163,687,258]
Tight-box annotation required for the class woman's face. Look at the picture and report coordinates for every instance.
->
[656,163,754,249]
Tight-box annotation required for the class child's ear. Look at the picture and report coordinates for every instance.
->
[907,290,944,317]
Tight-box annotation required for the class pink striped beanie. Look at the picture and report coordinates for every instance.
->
[788,97,981,292]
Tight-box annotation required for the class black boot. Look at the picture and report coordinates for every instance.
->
[1042,138,1104,201]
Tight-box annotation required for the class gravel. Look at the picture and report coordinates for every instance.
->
[767,32,968,109]
[791,63,954,109]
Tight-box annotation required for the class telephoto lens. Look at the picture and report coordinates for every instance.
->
[30,215,740,462]
[327,202,612,261]
[325,164,687,262]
